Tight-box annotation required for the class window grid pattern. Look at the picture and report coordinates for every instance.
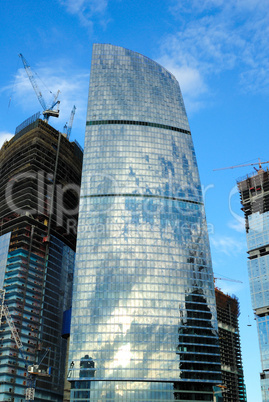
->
[69,44,221,401]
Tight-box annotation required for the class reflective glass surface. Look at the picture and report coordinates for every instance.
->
[35,235,75,399]
[258,314,269,402]
[0,232,11,288]
[0,234,75,401]
[247,211,269,252]
[247,211,269,376]
[257,316,269,371]
[248,252,269,310]
[261,375,269,402]
[69,44,221,401]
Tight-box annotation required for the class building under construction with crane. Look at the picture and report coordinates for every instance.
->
[0,116,82,401]
[238,168,269,401]
[215,288,247,402]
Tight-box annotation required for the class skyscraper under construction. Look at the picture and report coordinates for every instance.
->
[0,116,82,401]
[215,288,247,402]
[238,169,269,401]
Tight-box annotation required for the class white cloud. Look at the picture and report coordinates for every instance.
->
[160,0,269,110]
[170,0,225,14]
[228,219,245,233]
[210,235,245,256]
[59,0,108,27]
[0,132,13,149]
[170,0,268,16]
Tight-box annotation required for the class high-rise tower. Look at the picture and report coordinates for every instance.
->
[0,116,82,401]
[69,44,221,401]
[238,170,269,401]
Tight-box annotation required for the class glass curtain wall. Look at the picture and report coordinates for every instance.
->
[69,44,221,401]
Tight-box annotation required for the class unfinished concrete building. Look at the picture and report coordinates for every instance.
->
[0,115,82,401]
[215,288,247,402]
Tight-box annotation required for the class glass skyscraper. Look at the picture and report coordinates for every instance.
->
[238,170,269,401]
[69,44,221,401]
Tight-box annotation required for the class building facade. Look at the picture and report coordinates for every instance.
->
[238,169,269,401]
[215,288,247,401]
[68,44,222,401]
[0,117,82,401]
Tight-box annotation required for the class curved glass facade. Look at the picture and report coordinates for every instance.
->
[69,44,221,401]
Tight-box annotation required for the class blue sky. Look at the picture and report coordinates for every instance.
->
[1,1,269,400]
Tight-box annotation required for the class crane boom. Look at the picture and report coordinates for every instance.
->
[214,276,243,283]
[0,289,51,402]
[19,54,47,111]
[214,159,269,171]
[0,291,22,351]
[19,53,60,122]
[2,304,23,349]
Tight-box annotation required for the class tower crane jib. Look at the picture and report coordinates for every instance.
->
[18,53,60,123]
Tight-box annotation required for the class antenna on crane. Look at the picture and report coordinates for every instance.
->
[19,53,60,123]
[214,158,269,174]
[63,105,76,139]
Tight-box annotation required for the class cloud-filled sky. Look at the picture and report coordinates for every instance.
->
[1,1,269,400]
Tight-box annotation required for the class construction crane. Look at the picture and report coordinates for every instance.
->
[63,105,76,139]
[214,276,243,284]
[19,53,60,123]
[214,158,269,173]
[214,275,243,292]
[0,289,51,402]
